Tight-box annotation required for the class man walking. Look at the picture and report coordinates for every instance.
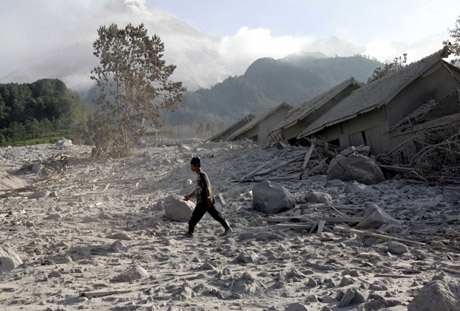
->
[184,156,231,237]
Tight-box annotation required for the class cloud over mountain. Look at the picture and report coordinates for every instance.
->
[0,0,448,93]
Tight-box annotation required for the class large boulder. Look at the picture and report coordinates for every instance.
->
[252,181,296,214]
[356,203,400,229]
[163,195,195,222]
[408,279,460,311]
[0,246,23,272]
[327,153,385,185]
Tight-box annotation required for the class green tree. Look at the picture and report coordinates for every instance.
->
[367,54,407,84]
[25,118,41,138]
[90,23,185,157]
[7,121,26,142]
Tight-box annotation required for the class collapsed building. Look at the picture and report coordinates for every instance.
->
[212,46,460,177]
[295,47,460,162]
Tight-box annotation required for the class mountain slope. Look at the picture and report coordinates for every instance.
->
[167,55,383,125]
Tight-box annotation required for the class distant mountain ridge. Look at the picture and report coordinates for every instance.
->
[166,54,383,125]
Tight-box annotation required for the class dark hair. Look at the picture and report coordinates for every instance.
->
[190,156,201,167]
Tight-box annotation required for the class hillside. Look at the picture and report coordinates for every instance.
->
[167,55,383,126]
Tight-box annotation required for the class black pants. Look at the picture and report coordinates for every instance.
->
[188,202,228,234]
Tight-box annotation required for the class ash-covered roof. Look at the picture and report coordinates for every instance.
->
[208,113,256,142]
[273,77,362,131]
[228,102,293,140]
[298,47,450,138]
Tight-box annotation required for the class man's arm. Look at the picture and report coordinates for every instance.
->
[184,191,196,201]
[205,187,213,207]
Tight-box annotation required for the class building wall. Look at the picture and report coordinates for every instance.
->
[386,63,460,128]
[311,108,390,154]
[258,106,292,143]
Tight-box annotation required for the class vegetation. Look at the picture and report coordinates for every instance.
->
[444,15,460,65]
[90,23,185,157]
[367,54,407,84]
[0,79,91,146]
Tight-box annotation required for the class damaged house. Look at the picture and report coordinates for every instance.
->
[296,47,460,161]
[209,113,256,142]
[227,102,293,144]
[268,77,363,145]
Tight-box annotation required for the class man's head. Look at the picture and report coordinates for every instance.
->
[190,156,201,172]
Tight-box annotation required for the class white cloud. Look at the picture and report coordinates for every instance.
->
[0,0,453,93]
[219,27,314,74]
[363,32,448,64]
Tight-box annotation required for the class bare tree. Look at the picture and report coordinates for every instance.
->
[91,23,185,157]
[444,15,460,65]
[367,54,407,84]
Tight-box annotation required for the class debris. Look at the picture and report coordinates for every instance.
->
[334,225,425,246]
[0,170,28,191]
[356,203,401,229]
[81,289,132,298]
[305,190,332,203]
[408,278,460,311]
[111,263,149,282]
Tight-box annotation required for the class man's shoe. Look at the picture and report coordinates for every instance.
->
[220,227,232,236]
[184,232,193,238]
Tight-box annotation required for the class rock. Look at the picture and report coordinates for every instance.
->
[112,264,149,282]
[306,278,318,287]
[408,279,460,311]
[255,232,282,241]
[338,288,369,307]
[344,181,380,197]
[285,302,309,311]
[252,181,296,214]
[387,241,408,255]
[56,139,72,147]
[305,191,332,203]
[110,241,127,252]
[163,195,195,222]
[357,203,400,229]
[236,251,258,264]
[338,288,356,307]
[327,153,385,185]
[325,179,345,188]
[379,223,403,234]
[44,213,61,221]
[231,272,264,298]
[28,190,50,199]
[365,297,401,310]
[108,232,132,240]
[339,276,354,287]
[0,246,23,272]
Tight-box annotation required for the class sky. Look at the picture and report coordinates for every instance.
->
[0,0,459,90]
[146,0,458,43]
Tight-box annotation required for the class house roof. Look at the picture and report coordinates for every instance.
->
[228,102,294,140]
[208,113,256,142]
[273,77,362,131]
[297,47,450,139]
